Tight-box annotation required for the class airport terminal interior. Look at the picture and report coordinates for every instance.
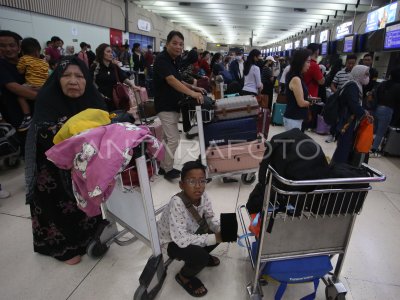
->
[0,0,400,299]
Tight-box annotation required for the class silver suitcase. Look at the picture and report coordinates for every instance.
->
[382,127,400,156]
[214,95,259,121]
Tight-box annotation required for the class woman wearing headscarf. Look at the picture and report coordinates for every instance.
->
[370,67,400,157]
[25,56,107,265]
[332,65,374,164]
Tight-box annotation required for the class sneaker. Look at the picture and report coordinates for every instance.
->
[325,135,335,143]
[0,189,10,199]
[370,151,382,158]
[164,169,181,180]
[18,115,32,132]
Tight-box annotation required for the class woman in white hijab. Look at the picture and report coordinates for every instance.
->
[332,65,374,164]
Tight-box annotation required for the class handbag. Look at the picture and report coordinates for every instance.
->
[256,94,269,108]
[112,66,131,111]
[354,117,374,153]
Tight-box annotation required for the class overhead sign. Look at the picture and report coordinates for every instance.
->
[336,21,353,39]
[319,30,329,42]
[294,40,300,48]
[138,19,151,32]
[366,2,397,33]
[311,34,315,43]
[285,42,293,50]
[303,37,308,47]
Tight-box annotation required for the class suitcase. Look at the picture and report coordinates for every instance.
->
[214,95,259,121]
[257,109,270,139]
[272,103,286,125]
[203,117,257,147]
[315,114,330,135]
[382,127,400,156]
[147,117,164,141]
[224,93,240,98]
[207,140,266,173]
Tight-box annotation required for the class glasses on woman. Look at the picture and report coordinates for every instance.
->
[184,179,207,187]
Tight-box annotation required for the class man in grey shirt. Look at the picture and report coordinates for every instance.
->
[330,54,357,92]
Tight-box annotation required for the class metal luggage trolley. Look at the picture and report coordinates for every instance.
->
[85,151,171,300]
[238,163,386,300]
[194,105,259,184]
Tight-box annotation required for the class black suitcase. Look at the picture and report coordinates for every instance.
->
[382,127,400,156]
[203,117,257,147]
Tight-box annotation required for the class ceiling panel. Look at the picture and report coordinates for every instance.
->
[133,0,378,46]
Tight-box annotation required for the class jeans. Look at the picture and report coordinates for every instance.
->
[157,111,181,172]
[283,117,303,131]
[372,105,393,151]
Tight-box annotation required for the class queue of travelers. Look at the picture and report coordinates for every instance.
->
[0,27,398,298]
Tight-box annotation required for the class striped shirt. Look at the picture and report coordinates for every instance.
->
[17,55,49,87]
[332,69,351,91]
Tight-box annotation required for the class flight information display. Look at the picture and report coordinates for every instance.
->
[384,22,400,50]
[343,35,354,53]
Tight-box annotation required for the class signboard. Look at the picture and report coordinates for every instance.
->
[294,40,300,48]
[138,19,151,32]
[319,30,329,42]
[285,42,293,50]
[366,2,397,33]
[343,35,354,53]
[278,46,282,51]
[336,21,353,39]
[311,34,315,43]
[303,37,308,47]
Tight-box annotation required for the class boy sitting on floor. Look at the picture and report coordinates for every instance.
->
[158,160,222,297]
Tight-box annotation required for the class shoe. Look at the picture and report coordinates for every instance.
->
[164,169,181,180]
[158,168,166,175]
[222,177,238,183]
[18,115,32,132]
[325,135,335,143]
[0,189,10,199]
[370,151,382,158]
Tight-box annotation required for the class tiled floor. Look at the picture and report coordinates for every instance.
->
[0,124,399,300]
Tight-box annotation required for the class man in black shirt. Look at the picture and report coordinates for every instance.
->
[154,31,204,180]
[0,30,37,128]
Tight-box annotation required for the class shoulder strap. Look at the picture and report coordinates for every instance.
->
[176,192,210,233]
[114,64,121,83]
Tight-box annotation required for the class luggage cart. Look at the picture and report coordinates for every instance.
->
[85,152,171,300]
[195,105,262,184]
[237,163,386,300]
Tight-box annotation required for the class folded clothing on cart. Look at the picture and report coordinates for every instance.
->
[247,128,371,216]
[46,123,165,216]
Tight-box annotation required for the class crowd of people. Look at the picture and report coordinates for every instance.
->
[0,27,399,297]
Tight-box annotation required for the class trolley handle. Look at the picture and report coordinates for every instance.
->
[267,163,386,186]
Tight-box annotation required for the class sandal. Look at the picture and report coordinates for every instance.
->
[175,273,208,297]
[207,255,220,267]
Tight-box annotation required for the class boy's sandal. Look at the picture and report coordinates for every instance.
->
[175,273,208,297]
[207,255,220,267]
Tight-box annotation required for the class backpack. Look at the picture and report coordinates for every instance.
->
[322,81,356,126]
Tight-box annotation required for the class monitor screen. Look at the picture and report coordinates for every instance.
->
[343,35,354,53]
[384,21,400,50]
[366,29,385,52]
[336,21,353,39]
[321,42,328,55]
[336,39,345,53]
[366,2,397,33]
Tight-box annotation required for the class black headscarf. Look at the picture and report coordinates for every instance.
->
[33,56,106,124]
[25,56,106,204]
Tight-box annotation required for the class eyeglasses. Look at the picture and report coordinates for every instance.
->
[184,179,207,186]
